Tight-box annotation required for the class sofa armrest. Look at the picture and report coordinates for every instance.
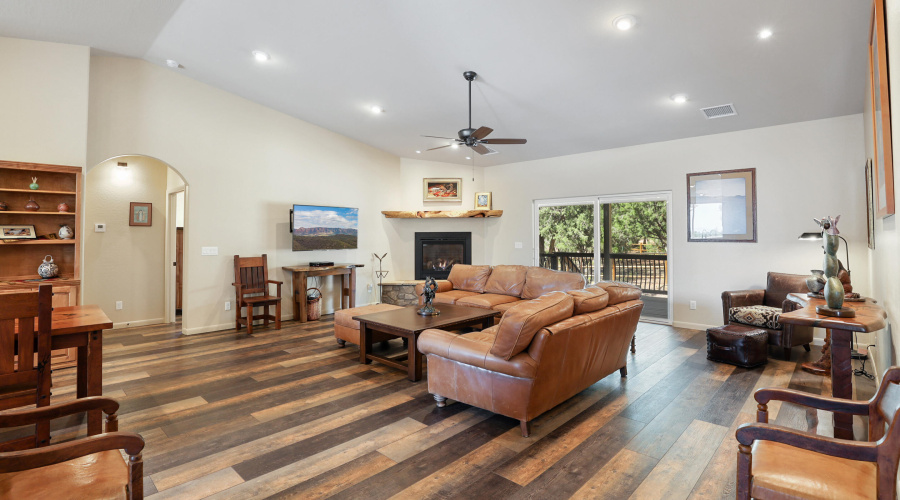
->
[721,289,765,324]
[418,329,537,379]
[414,280,454,305]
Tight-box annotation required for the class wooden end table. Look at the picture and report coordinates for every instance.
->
[354,304,499,381]
[281,264,363,322]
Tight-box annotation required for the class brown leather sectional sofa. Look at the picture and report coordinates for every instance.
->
[415,264,587,319]
[418,281,643,437]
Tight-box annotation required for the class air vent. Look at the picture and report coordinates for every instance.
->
[700,103,737,119]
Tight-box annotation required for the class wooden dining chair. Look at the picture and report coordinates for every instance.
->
[736,366,900,499]
[0,397,144,499]
[233,254,282,334]
[0,285,52,451]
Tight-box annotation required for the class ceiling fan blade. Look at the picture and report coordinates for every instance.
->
[472,126,493,140]
[471,143,491,155]
[422,135,456,140]
[482,138,527,145]
[425,145,452,151]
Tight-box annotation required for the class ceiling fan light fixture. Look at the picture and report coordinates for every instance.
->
[450,143,460,149]
[613,15,637,31]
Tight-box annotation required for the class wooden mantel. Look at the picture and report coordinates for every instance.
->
[382,210,502,219]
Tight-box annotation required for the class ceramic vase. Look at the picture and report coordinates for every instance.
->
[24,199,39,211]
[29,177,38,190]
[58,224,74,239]
[57,202,70,212]
[37,255,58,279]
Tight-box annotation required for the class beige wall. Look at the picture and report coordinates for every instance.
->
[0,37,89,167]
[87,56,401,334]
[482,115,868,329]
[83,156,169,326]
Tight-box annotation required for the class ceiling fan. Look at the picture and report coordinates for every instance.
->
[423,71,527,155]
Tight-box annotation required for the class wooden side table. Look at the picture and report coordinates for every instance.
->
[281,264,364,322]
[781,293,886,440]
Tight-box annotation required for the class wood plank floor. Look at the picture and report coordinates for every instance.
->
[22,316,876,499]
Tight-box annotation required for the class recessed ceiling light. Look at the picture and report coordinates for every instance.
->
[252,50,270,62]
[415,150,421,154]
[613,15,637,31]
[758,28,773,39]
[370,105,384,114]
[671,94,688,104]
[166,59,180,68]
[465,156,472,160]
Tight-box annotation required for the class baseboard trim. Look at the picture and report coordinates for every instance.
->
[869,346,884,386]
[112,318,165,329]
[672,321,717,331]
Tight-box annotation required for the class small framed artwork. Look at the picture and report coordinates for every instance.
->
[866,159,876,249]
[686,168,757,243]
[423,178,462,201]
[474,192,492,210]
[129,202,152,226]
[0,224,37,239]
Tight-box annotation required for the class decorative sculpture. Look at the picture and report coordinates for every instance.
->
[373,253,389,303]
[812,215,855,318]
[417,276,441,316]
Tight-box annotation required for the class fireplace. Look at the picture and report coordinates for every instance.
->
[415,232,472,280]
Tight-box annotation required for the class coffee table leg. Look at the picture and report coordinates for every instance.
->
[409,333,422,381]
[360,323,372,365]
[481,317,494,330]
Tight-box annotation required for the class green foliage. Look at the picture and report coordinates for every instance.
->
[538,205,593,253]
[539,201,666,254]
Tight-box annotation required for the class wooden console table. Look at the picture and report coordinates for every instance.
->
[782,293,886,440]
[282,264,364,322]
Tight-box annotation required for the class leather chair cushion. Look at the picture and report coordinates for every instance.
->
[490,291,574,360]
[334,303,404,329]
[729,305,782,330]
[521,267,585,300]
[750,440,875,500]
[484,265,528,297]
[456,293,521,310]
[433,290,479,305]
[0,449,129,499]
[592,281,642,305]
[492,301,521,315]
[447,264,492,293]
[764,272,810,308]
[567,287,610,314]
[462,326,498,344]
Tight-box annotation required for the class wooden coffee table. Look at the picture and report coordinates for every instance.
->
[354,304,499,381]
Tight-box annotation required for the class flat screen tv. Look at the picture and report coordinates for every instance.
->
[291,204,359,251]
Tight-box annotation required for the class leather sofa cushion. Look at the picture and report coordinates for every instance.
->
[764,272,809,308]
[448,264,492,293]
[730,305,782,330]
[490,291,574,360]
[484,265,528,296]
[521,267,585,300]
[567,287,610,314]
[433,290,479,305]
[492,301,520,315]
[456,293,521,310]
[750,440,875,500]
[592,281,642,305]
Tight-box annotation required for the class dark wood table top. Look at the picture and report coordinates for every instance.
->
[782,293,886,333]
[282,263,364,272]
[353,304,499,334]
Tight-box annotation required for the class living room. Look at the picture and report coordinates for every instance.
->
[0,1,898,498]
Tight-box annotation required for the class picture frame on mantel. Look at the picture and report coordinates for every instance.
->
[423,178,462,201]
[686,168,757,243]
[474,192,492,210]
[129,202,152,226]
[870,0,895,218]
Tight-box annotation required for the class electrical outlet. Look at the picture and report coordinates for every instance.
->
[115,301,123,310]
[689,300,697,310]
[225,301,231,311]
[515,242,523,249]
[94,223,106,233]
[367,284,373,293]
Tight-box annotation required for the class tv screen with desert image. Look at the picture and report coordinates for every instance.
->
[291,205,359,251]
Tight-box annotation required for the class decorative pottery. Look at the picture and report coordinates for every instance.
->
[0,201,7,211]
[57,202,70,212]
[806,270,825,294]
[57,224,74,240]
[24,198,39,211]
[29,177,39,190]
[37,255,58,279]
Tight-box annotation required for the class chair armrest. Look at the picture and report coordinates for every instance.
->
[735,423,876,462]
[232,283,245,288]
[0,432,144,473]
[754,388,870,415]
[721,289,765,324]
[0,397,119,428]
[266,280,283,285]
[418,329,537,379]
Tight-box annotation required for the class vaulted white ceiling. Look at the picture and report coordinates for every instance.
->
[0,0,871,166]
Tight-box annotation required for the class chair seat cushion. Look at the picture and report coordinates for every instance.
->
[0,449,129,499]
[456,293,521,310]
[334,303,403,329]
[433,290,479,305]
[729,305,782,330]
[750,440,875,500]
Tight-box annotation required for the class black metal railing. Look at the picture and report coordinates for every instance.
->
[539,252,667,294]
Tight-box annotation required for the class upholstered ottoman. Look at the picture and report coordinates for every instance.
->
[334,303,403,347]
[706,324,768,368]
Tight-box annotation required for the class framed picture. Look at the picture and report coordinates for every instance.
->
[0,224,37,239]
[129,202,152,226]
[474,192,492,210]
[423,178,462,201]
[866,159,876,249]
[686,168,757,243]
[870,0,895,218]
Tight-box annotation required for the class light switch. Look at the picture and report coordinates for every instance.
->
[95,223,106,233]
[201,247,219,256]
[514,242,523,249]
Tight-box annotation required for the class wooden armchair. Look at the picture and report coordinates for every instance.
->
[0,285,52,451]
[0,397,144,498]
[233,254,282,334]
[736,366,900,499]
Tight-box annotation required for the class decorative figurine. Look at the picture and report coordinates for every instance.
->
[24,198,39,211]
[57,224,74,239]
[29,177,39,190]
[37,255,59,279]
[806,270,825,294]
[0,201,7,211]
[417,276,441,316]
[813,215,854,318]
[373,252,389,303]
[57,202,70,212]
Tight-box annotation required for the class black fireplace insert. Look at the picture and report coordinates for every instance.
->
[415,232,472,280]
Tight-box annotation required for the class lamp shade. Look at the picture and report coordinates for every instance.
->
[798,232,823,241]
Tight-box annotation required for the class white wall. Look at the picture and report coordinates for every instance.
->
[87,56,401,334]
[483,115,868,329]
[0,37,89,167]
